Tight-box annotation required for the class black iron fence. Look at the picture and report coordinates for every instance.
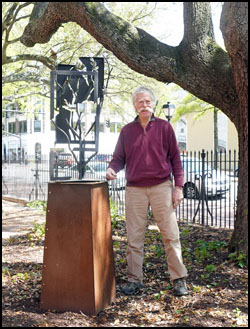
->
[2,150,238,229]
[176,149,238,229]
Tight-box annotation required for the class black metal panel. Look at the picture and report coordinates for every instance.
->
[79,57,104,100]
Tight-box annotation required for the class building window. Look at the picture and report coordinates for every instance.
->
[8,122,16,134]
[19,120,27,134]
[34,120,41,132]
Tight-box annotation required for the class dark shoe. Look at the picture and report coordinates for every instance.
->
[121,281,144,295]
[173,278,189,296]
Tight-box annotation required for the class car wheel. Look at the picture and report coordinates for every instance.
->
[184,182,199,199]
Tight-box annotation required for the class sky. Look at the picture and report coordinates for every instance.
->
[148,2,224,49]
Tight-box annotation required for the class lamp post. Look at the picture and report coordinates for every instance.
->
[162,102,175,122]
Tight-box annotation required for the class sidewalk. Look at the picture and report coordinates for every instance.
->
[2,198,46,239]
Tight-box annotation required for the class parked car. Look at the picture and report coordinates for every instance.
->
[181,157,230,199]
[54,152,73,168]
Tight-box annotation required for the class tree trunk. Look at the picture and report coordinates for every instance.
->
[229,122,248,261]
[221,2,248,259]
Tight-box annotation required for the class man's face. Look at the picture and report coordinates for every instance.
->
[134,92,154,120]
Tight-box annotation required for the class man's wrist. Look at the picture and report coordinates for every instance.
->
[175,186,183,190]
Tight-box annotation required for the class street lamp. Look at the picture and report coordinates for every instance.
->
[162,102,176,122]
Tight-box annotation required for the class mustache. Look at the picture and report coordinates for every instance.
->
[137,107,154,113]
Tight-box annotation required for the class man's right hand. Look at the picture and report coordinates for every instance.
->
[106,168,117,180]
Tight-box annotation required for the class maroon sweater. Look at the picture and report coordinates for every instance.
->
[108,116,184,187]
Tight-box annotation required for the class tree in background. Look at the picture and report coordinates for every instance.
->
[20,2,248,259]
[2,2,174,121]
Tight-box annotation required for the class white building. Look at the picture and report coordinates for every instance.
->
[2,99,54,161]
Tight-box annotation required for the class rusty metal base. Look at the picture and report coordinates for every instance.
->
[40,180,116,315]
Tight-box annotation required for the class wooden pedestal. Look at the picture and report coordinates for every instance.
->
[40,180,116,315]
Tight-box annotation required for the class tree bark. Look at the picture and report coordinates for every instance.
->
[20,2,248,258]
[220,2,248,259]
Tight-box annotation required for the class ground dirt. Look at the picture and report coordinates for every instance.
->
[2,199,248,327]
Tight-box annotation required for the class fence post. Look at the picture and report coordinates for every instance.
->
[201,150,205,224]
[193,149,213,225]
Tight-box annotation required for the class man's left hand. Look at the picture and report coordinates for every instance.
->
[172,186,184,209]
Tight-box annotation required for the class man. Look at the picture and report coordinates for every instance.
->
[106,86,188,296]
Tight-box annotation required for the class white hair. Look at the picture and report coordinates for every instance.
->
[132,86,156,105]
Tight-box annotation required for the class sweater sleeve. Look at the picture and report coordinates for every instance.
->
[168,124,184,187]
[108,130,126,173]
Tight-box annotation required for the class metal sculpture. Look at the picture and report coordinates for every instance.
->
[50,57,105,179]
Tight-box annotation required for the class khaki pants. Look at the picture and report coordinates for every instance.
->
[125,180,187,283]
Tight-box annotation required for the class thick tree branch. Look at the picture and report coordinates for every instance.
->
[183,2,214,44]
[3,91,49,102]
[3,72,50,85]
[2,2,54,70]
[20,2,238,120]
[2,54,54,70]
